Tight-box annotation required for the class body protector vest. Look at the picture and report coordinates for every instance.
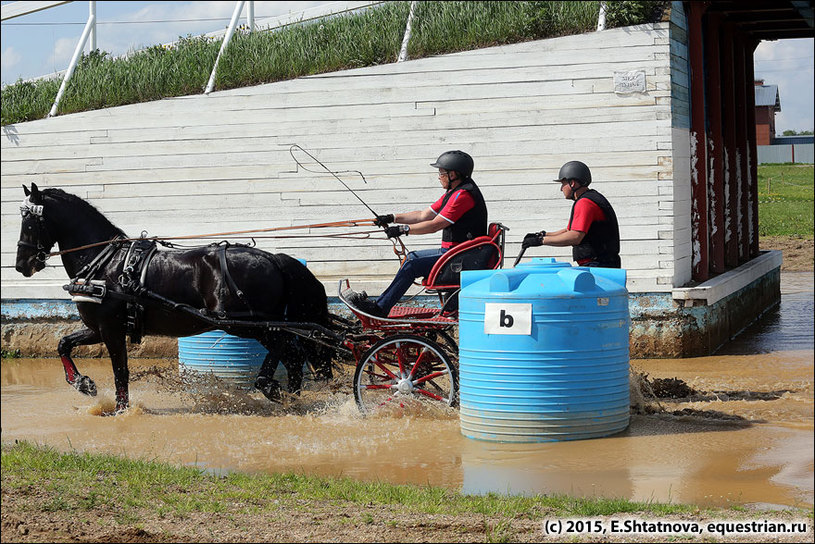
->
[569,189,621,267]
[439,179,488,246]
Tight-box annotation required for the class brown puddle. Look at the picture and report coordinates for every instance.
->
[2,347,811,510]
[2,272,812,510]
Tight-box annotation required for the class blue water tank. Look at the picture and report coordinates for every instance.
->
[178,330,267,389]
[177,258,307,389]
[458,261,630,442]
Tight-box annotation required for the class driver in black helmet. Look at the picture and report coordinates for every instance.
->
[348,150,488,318]
[522,160,621,268]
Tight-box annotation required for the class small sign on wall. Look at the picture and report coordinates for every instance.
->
[614,70,646,94]
[484,303,532,335]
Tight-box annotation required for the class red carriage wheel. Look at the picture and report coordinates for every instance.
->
[353,334,458,415]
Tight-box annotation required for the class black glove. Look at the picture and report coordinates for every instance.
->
[522,231,545,249]
[385,225,409,238]
[374,214,394,227]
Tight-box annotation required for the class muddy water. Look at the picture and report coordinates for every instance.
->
[2,273,813,510]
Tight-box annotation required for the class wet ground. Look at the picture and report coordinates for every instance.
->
[1,272,812,510]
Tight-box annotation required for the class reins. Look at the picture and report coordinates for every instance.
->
[43,217,389,259]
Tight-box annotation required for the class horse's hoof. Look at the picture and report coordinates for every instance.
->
[287,385,303,396]
[254,376,281,403]
[72,375,97,397]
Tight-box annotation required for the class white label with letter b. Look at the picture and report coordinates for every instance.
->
[484,303,532,335]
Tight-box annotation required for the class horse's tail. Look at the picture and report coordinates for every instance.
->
[271,254,334,379]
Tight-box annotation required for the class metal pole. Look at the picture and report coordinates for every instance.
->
[48,12,96,118]
[397,1,418,63]
[205,0,245,95]
[89,1,96,51]
[597,1,607,31]
[248,0,255,32]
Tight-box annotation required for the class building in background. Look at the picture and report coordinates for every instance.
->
[754,80,814,164]
[754,79,781,145]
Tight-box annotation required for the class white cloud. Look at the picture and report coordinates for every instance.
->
[1,46,24,84]
[1,46,22,68]
[46,37,78,73]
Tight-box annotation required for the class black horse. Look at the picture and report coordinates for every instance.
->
[15,183,334,413]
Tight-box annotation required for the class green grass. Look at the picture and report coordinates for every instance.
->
[757,164,815,236]
[2,440,699,520]
[1,1,669,125]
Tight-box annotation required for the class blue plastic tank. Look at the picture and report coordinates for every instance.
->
[458,261,630,442]
[178,330,267,388]
[177,258,306,388]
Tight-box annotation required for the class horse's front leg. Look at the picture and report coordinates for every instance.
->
[100,327,129,413]
[58,328,102,396]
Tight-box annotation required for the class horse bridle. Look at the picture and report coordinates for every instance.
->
[18,197,54,266]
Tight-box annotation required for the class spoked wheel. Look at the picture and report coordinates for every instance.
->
[433,329,459,362]
[353,334,458,415]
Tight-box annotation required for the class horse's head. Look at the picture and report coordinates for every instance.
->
[16,183,55,277]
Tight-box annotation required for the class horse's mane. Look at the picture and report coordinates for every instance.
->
[42,188,126,237]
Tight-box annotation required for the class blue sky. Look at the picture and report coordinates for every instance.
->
[2,1,813,132]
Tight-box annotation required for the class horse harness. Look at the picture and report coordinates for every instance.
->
[64,240,251,344]
[17,197,51,267]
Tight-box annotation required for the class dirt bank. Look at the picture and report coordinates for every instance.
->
[760,235,814,271]
[1,494,810,543]
[0,321,178,358]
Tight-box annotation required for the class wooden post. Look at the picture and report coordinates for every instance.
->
[743,37,761,259]
[734,35,751,262]
[705,13,725,275]
[721,23,740,268]
[687,1,710,281]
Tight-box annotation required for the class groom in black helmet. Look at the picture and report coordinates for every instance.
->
[348,150,488,317]
[522,160,621,268]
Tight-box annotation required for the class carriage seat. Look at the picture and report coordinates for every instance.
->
[422,222,507,292]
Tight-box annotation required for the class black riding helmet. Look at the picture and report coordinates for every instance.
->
[554,160,592,187]
[431,150,474,178]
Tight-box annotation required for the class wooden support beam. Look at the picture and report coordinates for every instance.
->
[721,23,740,268]
[687,1,711,282]
[744,38,761,259]
[734,36,751,263]
[705,13,726,275]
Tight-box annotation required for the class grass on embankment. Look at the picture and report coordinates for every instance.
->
[1,440,696,522]
[1,1,669,125]
[757,164,815,237]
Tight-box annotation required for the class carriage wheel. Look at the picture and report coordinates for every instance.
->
[353,334,458,415]
[433,329,459,361]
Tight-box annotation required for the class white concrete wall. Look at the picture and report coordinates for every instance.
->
[1,22,689,300]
